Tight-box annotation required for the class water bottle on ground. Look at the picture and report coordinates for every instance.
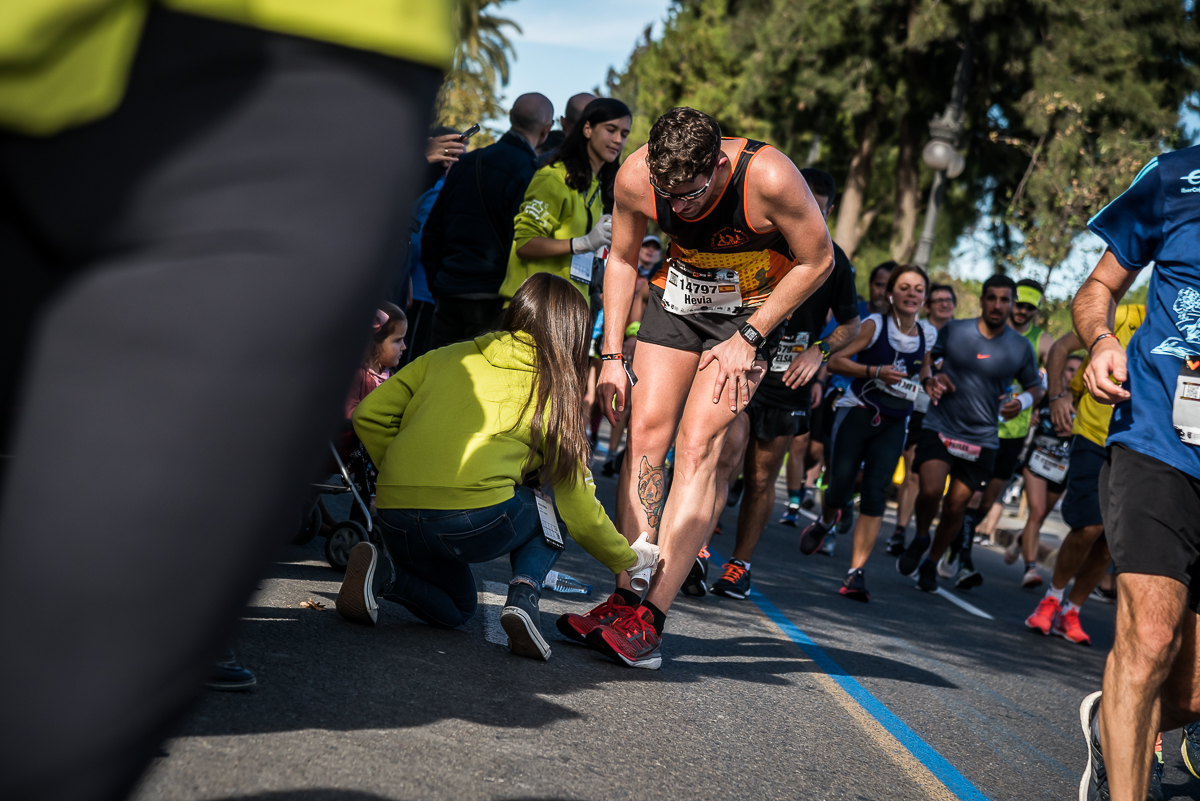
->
[544,570,592,595]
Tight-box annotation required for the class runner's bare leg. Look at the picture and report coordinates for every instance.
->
[613,341,699,590]
[645,356,765,613]
[730,433,792,563]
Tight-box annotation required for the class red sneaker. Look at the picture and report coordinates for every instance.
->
[586,605,663,669]
[1052,607,1092,645]
[555,594,634,644]
[1025,595,1061,635]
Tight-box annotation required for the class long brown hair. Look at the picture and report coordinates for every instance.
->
[500,273,590,487]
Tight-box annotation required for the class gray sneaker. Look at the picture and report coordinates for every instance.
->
[337,542,381,625]
[1079,691,1107,801]
[501,582,551,661]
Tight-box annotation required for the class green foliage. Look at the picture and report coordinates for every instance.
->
[995,0,1200,289]
[604,0,1200,296]
[434,0,522,146]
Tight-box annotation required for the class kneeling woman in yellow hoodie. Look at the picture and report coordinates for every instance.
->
[338,273,658,660]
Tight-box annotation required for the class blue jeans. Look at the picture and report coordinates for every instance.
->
[376,486,561,627]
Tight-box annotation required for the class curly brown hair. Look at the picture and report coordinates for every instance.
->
[646,107,722,187]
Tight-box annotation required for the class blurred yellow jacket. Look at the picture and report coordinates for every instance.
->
[0,0,453,135]
[353,331,637,575]
[1071,304,1146,446]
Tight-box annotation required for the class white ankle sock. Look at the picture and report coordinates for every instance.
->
[1062,601,1081,615]
[1045,585,1065,602]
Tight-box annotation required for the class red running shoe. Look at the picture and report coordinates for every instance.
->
[1051,607,1091,645]
[556,593,634,644]
[587,605,663,669]
[1025,595,1061,635]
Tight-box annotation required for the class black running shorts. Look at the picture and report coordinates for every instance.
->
[1061,435,1106,530]
[639,285,780,362]
[746,395,806,442]
[913,427,997,493]
[990,436,1026,482]
[904,411,925,451]
[1101,443,1200,613]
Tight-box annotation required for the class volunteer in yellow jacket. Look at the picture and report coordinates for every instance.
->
[500,99,631,303]
[338,274,658,661]
[1024,304,1145,644]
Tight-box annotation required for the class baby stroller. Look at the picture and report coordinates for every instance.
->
[294,437,378,571]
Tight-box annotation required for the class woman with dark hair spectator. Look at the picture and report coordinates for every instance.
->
[499,98,632,303]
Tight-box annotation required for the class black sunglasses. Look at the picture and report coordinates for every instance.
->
[649,169,715,201]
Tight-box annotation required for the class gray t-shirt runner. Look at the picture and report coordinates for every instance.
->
[923,318,1041,449]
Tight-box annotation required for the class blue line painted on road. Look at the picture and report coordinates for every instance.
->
[709,550,990,801]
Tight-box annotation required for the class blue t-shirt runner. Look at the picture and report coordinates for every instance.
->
[1090,145,1200,479]
[923,317,1041,449]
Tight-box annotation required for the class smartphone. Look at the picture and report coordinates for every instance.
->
[459,123,481,143]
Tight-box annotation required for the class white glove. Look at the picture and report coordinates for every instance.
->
[625,532,660,577]
[572,214,612,254]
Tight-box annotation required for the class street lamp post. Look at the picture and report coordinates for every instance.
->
[914,36,974,269]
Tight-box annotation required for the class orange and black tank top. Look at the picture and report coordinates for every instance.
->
[651,138,796,308]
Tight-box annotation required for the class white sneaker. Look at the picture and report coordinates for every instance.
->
[1021,566,1044,589]
[937,551,959,579]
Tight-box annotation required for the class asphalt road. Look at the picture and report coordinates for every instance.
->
[132,460,1200,801]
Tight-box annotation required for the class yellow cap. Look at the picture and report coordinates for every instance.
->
[1016,285,1043,307]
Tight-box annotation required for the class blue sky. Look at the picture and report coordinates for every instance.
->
[492,0,672,126]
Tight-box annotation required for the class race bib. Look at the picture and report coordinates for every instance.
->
[569,251,595,285]
[533,490,566,551]
[1173,358,1200,446]
[661,262,742,316]
[770,332,810,373]
[938,433,981,462]
[881,376,920,402]
[1028,448,1069,483]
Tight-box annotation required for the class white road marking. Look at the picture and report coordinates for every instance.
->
[933,587,994,620]
[480,580,509,646]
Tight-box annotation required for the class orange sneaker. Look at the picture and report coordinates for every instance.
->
[1025,595,1061,635]
[1051,607,1091,645]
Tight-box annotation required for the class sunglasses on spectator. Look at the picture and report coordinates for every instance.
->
[1014,303,1038,313]
[649,169,714,201]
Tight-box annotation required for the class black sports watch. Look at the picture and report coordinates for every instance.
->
[816,340,831,363]
[738,322,764,348]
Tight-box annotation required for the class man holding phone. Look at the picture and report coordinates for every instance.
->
[422,93,554,346]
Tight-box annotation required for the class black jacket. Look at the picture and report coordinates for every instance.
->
[423,131,539,297]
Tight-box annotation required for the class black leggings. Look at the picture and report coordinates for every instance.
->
[825,406,909,517]
[0,9,439,801]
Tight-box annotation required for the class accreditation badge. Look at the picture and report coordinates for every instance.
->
[1172,356,1200,446]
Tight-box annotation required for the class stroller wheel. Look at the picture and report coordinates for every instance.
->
[325,520,367,571]
[293,504,322,546]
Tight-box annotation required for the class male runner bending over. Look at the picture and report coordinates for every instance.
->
[556,107,833,668]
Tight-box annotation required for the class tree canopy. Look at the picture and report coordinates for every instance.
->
[606,0,1199,293]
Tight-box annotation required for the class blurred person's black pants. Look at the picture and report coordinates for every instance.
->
[431,296,505,348]
[0,9,438,801]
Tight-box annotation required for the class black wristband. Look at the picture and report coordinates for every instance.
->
[599,353,625,361]
[1089,332,1116,353]
[738,322,764,348]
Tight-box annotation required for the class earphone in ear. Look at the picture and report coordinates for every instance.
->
[888,296,893,305]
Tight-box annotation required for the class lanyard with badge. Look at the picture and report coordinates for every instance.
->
[1173,356,1200,446]
[569,184,604,286]
[532,489,566,550]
